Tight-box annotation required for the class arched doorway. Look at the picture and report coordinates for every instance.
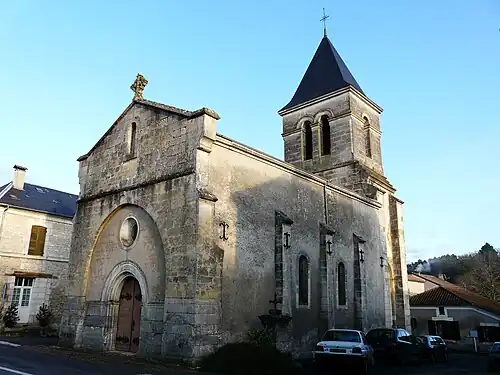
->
[115,276,142,353]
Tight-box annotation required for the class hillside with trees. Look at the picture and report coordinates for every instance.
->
[407,243,500,301]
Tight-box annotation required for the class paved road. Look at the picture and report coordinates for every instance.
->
[0,339,493,375]
[0,340,194,375]
[316,352,492,375]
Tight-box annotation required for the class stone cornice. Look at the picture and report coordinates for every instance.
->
[276,210,294,225]
[77,168,195,203]
[320,222,335,235]
[278,86,383,116]
[197,188,218,202]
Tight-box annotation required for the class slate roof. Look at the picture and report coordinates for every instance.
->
[409,273,500,317]
[280,36,364,112]
[0,182,78,219]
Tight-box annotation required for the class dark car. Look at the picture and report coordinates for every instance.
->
[366,328,424,365]
[488,342,500,372]
[417,335,448,362]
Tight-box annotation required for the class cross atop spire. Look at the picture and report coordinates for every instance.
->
[320,8,329,37]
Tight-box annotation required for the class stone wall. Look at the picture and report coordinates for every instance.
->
[206,134,389,355]
[59,100,221,360]
[279,86,410,333]
[0,207,71,323]
[281,89,383,182]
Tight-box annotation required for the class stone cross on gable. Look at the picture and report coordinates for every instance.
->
[130,73,148,100]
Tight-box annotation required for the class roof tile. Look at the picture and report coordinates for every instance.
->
[410,273,500,316]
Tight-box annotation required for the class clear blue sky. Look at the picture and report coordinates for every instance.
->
[1,1,499,262]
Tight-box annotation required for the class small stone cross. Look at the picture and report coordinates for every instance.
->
[130,73,148,100]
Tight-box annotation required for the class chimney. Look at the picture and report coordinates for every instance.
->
[12,165,28,190]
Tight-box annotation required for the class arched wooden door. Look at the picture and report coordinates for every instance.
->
[115,277,142,353]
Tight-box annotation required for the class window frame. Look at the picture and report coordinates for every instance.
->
[28,225,47,256]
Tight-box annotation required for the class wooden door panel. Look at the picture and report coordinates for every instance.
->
[115,278,135,352]
[130,278,142,353]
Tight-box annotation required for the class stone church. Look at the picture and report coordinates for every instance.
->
[58,33,410,360]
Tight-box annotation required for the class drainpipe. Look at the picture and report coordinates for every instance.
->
[0,204,10,242]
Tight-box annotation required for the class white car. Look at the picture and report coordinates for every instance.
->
[314,329,375,374]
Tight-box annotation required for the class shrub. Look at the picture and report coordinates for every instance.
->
[198,342,302,375]
[2,304,20,328]
[247,327,273,347]
[36,303,53,328]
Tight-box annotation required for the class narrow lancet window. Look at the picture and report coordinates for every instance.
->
[298,255,309,305]
[321,115,331,155]
[129,122,137,157]
[304,121,313,160]
[338,262,346,306]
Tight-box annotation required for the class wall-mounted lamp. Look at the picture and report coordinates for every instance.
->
[380,256,384,267]
[326,240,333,256]
[359,248,365,263]
[219,222,229,241]
[283,232,291,249]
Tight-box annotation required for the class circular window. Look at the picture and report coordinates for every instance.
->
[120,217,139,248]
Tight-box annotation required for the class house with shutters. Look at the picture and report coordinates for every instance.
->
[0,165,78,324]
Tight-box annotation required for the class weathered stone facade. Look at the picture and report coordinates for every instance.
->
[59,34,410,361]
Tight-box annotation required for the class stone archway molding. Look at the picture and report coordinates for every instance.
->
[101,260,150,304]
[81,203,164,298]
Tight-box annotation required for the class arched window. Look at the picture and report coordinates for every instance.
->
[363,116,372,158]
[298,255,309,306]
[321,115,331,155]
[303,121,313,160]
[337,262,346,306]
[129,122,137,157]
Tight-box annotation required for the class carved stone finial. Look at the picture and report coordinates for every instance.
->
[130,73,148,101]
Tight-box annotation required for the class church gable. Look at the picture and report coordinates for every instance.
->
[77,99,216,200]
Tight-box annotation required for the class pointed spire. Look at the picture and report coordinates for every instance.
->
[279,35,364,113]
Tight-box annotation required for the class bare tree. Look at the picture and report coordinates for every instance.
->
[458,249,500,301]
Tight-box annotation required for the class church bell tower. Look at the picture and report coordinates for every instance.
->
[278,32,393,197]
